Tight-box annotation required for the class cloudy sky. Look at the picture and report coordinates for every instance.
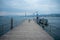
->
[0,0,60,15]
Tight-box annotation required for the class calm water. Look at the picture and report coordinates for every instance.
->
[42,17,60,40]
[0,16,60,40]
[0,16,25,36]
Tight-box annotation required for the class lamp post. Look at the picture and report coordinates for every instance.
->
[36,11,39,23]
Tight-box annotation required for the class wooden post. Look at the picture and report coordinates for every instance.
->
[11,17,13,29]
[50,25,51,32]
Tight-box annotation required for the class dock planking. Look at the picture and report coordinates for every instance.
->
[0,19,54,40]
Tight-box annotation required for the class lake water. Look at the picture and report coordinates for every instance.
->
[0,16,60,40]
[41,17,60,40]
[0,16,25,36]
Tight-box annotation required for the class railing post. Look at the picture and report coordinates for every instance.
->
[0,25,4,36]
[2,25,3,34]
[11,17,13,29]
[50,25,51,32]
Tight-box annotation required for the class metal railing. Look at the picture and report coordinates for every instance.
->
[44,24,60,40]
[0,17,25,37]
[35,18,60,40]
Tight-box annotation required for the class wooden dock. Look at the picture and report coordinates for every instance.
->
[0,19,54,40]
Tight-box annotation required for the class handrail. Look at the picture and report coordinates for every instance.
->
[46,24,60,39]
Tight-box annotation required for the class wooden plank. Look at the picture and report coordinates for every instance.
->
[0,19,54,40]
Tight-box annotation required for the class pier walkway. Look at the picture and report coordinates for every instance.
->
[0,19,54,40]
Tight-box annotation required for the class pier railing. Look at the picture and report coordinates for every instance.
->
[0,24,11,36]
[0,17,25,37]
[35,18,60,40]
[45,24,60,40]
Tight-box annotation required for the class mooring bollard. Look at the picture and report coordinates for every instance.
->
[11,17,13,29]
